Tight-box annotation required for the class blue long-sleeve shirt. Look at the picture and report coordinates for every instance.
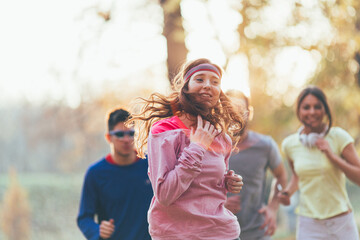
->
[77,155,153,240]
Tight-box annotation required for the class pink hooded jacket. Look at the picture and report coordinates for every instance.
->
[147,116,240,240]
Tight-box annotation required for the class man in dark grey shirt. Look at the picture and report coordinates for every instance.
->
[225,90,287,240]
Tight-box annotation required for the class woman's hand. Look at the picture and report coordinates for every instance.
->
[225,170,243,194]
[190,115,217,149]
[315,138,334,159]
[277,191,291,206]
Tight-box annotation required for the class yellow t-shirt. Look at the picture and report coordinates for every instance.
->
[282,127,354,219]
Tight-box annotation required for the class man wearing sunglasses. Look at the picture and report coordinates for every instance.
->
[77,108,153,240]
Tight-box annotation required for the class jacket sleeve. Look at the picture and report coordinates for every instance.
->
[77,169,101,240]
[147,132,205,206]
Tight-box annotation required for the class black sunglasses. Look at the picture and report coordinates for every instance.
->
[109,130,135,138]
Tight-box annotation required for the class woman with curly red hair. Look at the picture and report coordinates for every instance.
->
[130,58,246,240]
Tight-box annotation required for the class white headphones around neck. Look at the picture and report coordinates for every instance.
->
[298,126,328,148]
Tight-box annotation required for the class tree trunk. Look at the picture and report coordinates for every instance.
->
[160,0,188,85]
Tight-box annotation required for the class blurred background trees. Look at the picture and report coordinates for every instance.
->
[0,0,359,239]
[160,0,188,82]
[1,0,359,174]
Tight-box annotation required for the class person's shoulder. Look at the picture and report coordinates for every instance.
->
[329,126,348,135]
[136,155,149,165]
[87,158,108,171]
[251,131,271,141]
[282,132,298,146]
[249,131,275,146]
[250,130,264,137]
[84,158,107,178]
[151,116,182,134]
[328,126,353,140]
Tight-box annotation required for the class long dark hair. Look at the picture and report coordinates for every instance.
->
[296,85,332,135]
[129,58,246,158]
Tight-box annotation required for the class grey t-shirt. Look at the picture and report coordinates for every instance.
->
[228,131,281,240]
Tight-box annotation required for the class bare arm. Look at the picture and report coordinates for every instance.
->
[278,159,298,206]
[258,162,287,236]
[268,163,287,208]
[225,170,243,193]
[316,140,360,186]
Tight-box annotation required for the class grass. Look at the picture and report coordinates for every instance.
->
[0,173,84,240]
[0,173,359,240]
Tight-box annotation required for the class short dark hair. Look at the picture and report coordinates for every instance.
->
[296,85,332,134]
[107,108,131,131]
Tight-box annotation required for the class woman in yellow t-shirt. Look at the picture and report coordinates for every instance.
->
[279,86,360,239]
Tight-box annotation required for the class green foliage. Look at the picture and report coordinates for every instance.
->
[229,0,360,149]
